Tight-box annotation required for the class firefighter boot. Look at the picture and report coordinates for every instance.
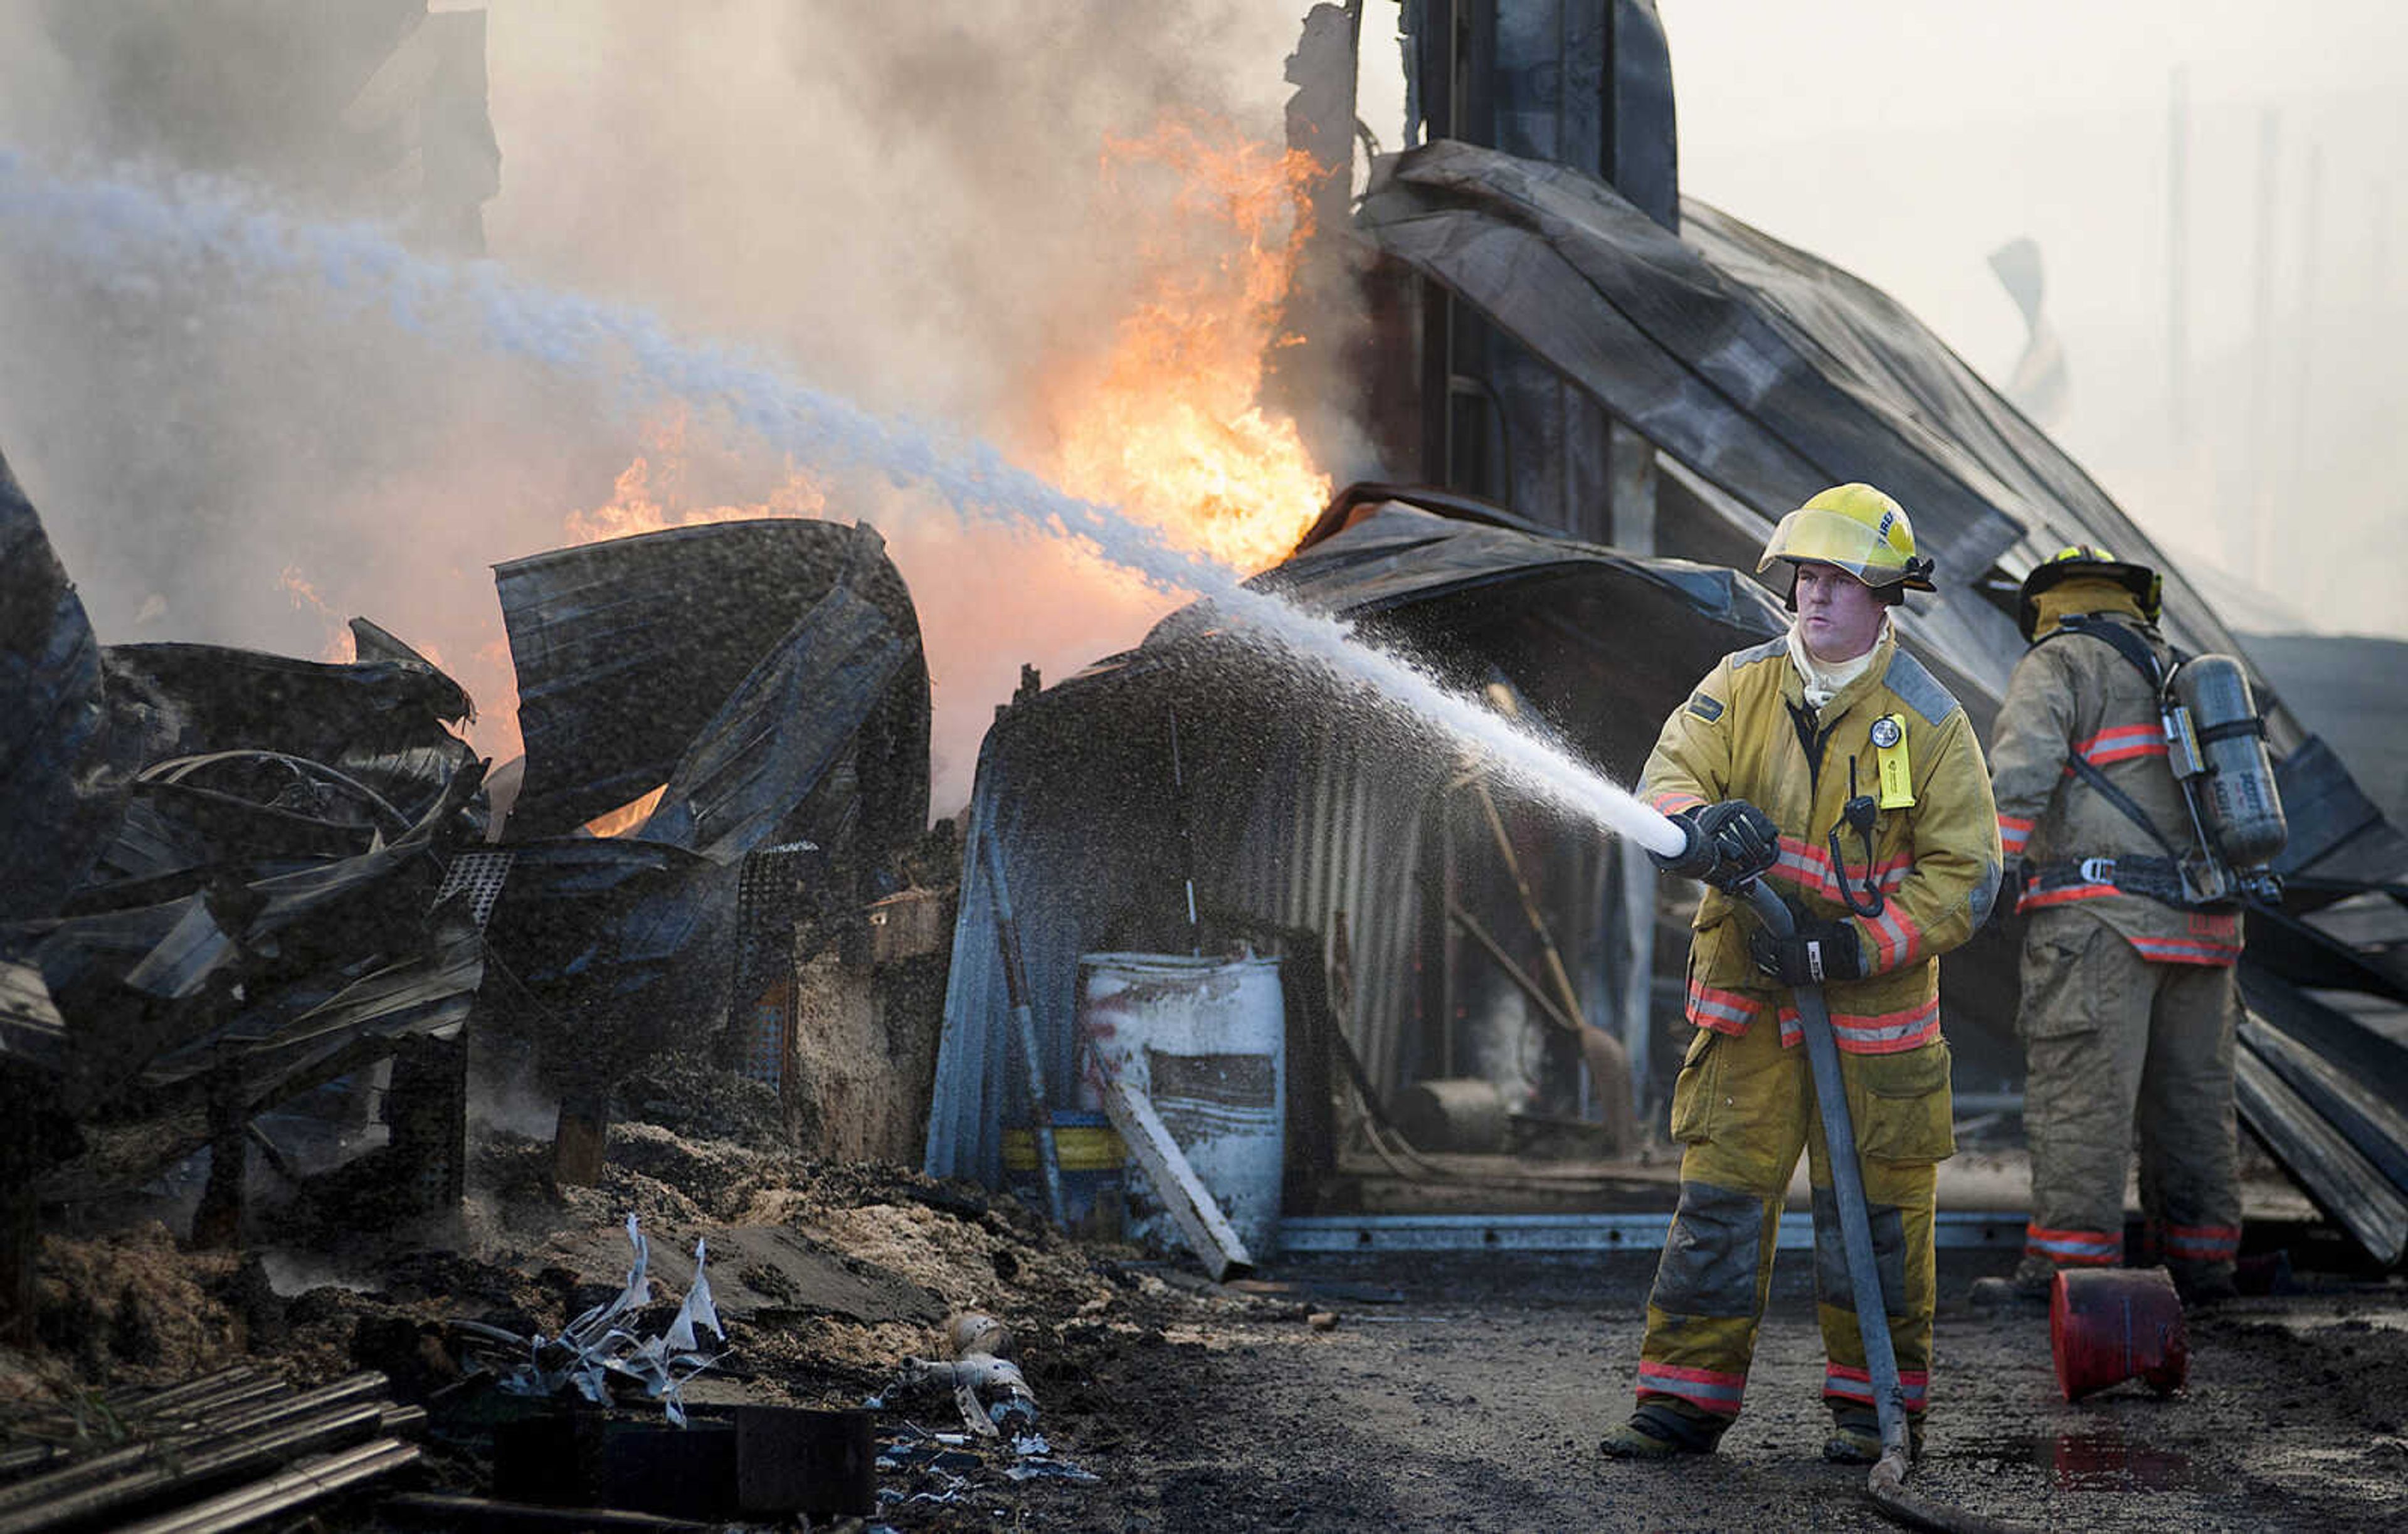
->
[1824,1410,1925,1466]
[1599,1399,1726,1459]
[1968,1254,2056,1310]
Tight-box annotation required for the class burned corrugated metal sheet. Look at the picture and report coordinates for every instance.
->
[635,554,917,866]
[495,518,928,859]
[0,961,67,1076]
[0,445,126,921]
[2237,968,2408,1265]
[927,502,1820,1185]
[17,759,487,1112]
[100,640,480,844]
[478,838,738,1084]
[2252,640,2408,881]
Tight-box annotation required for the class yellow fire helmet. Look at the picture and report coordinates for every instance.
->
[2015,542,2164,640]
[1757,482,1938,603]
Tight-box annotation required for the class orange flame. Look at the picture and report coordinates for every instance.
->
[581,785,667,839]
[565,413,827,546]
[1038,114,1333,573]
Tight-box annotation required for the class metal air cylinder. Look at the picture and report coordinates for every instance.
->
[2172,655,2287,870]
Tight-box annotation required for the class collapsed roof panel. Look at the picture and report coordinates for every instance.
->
[102,640,480,839]
[18,759,487,1113]
[1354,140,2279,734]
[494,518,929,857]
[636,559,917,867]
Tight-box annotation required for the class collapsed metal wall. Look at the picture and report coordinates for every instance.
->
[1208,714,1436,1114]
[924,648,1444,1189]
[924,504,1803,1188]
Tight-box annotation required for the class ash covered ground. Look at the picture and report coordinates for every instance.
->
[6,1069,2404,1534]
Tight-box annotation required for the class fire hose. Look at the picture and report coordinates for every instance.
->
[1738,881,2027,1534]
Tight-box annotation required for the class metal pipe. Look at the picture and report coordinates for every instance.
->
[115,1366,261,1418]
[188,1373,393,1441]
[0,1382,312,1515]
[106,1438,418,1534]
[0,1402,386,1533]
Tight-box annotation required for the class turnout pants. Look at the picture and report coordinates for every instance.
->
[1632,1012,1953,1434]
[2019,911,2241,1277]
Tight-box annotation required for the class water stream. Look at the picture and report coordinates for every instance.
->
[0,156,1684,857]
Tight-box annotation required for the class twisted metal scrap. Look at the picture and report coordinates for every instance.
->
[458,1213,725,1426]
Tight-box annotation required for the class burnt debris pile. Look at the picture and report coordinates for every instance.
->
[0,440,947,1341]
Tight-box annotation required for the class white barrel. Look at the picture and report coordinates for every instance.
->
[1075,953,1284,1254]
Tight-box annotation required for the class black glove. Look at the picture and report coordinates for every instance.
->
[1749,910,1865,986]
[1651,799,1780,891]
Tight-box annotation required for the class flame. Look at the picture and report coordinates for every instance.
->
[508,117,1337,821]
[472,637,522,765]
[1038,114,1333,573]
[564,412,825,546]
[581,785,667,839]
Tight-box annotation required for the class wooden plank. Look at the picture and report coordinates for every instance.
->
[1099,1074,1253,1281]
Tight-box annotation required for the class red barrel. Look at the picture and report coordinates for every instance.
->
[2050,1267,2190,1401]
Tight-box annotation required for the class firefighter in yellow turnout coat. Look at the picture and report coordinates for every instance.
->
[1602,485,2002,1463]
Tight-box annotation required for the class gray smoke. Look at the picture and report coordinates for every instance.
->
[0,1,1325,807]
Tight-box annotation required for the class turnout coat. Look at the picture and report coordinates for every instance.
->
[1639,624,2004,1055]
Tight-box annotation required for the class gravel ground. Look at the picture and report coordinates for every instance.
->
[968,1247,2408,1534]
[12,1112,2402,1534]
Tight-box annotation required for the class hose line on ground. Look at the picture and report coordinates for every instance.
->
[1741,882,2030,1534]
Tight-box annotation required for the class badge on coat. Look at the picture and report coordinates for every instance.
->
[1872,713,1914,808]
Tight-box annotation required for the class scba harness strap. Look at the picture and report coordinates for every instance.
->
[2024,854,2190,907]
[2031,616,2228,913]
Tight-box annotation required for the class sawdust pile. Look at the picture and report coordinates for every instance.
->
[4,1103,1127,1414]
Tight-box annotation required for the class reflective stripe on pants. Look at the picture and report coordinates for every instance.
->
[1635,1012,1948,1422]
[2018,911,2241,1277]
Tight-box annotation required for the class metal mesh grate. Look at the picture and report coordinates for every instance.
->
[434,850,515,929]
[728,842,819,1091]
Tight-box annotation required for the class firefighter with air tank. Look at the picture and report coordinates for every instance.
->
[1985,546,2287,1308]
[1600,484,2003,1464]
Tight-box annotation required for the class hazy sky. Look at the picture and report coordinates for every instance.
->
[1362,1,2407,632]
[1640,1,2408,632]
